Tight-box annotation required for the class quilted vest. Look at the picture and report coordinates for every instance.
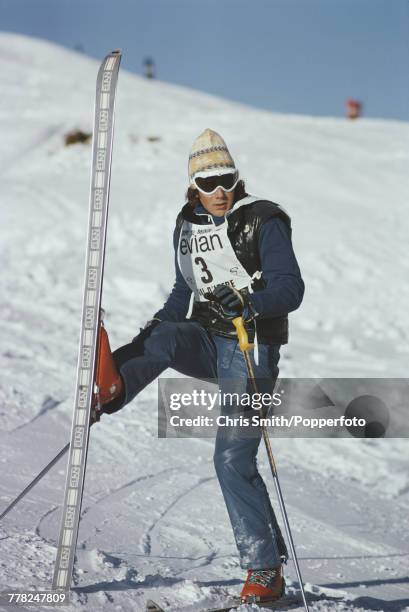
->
[176,197,291,345]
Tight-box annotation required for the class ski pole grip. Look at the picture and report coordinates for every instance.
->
[232,317,254,352]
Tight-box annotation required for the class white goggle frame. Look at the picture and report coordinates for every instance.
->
[192,169,239,196]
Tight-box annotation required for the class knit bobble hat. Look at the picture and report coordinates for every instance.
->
[188,128,237,184]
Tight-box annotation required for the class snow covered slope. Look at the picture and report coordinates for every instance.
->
[0,33,408,612]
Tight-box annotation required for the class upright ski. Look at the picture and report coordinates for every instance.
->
[52,50,121,592]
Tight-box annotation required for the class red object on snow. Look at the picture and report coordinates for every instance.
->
[346,98,362,119]
[94,323,123,406]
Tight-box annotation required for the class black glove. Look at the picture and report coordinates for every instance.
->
[110,319,161,373]
[205,284,250,320]
[128,318,162,359]
[132,318,161,345]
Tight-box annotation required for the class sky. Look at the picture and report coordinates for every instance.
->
[1,0,409,121]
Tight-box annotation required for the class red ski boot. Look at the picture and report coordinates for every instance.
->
[91,322,124,423]
[240,565,285,604]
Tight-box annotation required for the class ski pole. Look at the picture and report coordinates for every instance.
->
[0,442,70,521]
[0,318,109,521]
[232,316,310,612]
[0,402,105,521]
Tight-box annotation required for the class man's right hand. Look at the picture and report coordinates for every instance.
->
[132,318,161,345]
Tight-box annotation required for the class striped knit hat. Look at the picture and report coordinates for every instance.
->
[188,128,237,184]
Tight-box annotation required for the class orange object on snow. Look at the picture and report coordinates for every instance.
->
[94,323,123,406]
[346,98,362,119]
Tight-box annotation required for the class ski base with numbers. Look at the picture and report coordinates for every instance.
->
[52,48,121,592]
[146,594,302,612]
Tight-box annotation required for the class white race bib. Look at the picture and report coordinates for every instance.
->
[177,216,253,302]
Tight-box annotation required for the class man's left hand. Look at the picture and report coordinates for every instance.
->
[205,284,249,320]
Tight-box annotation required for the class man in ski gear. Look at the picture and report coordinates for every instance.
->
[95,129,304,603]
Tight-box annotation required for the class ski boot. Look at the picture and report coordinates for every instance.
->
[91,320,124,424]
[240,565,285,604]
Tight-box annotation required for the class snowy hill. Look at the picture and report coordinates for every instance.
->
[0,33,408,612]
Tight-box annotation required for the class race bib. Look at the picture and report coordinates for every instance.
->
[177,219,253,301]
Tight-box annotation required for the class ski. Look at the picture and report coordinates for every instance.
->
[145,595,301,612]
[52,49,121,592]
[205,595,301,611]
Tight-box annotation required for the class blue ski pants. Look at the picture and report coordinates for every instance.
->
[113,320,288,569]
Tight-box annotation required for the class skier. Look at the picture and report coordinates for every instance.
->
[94,129,305,604]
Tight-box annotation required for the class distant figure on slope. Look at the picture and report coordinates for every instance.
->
[143,57,155,79]
[346,98,362,119]
[94,129,305,604]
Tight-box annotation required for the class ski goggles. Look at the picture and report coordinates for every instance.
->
[193,171,239,195]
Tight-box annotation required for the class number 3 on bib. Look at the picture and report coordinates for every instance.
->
[194,256,213,283]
